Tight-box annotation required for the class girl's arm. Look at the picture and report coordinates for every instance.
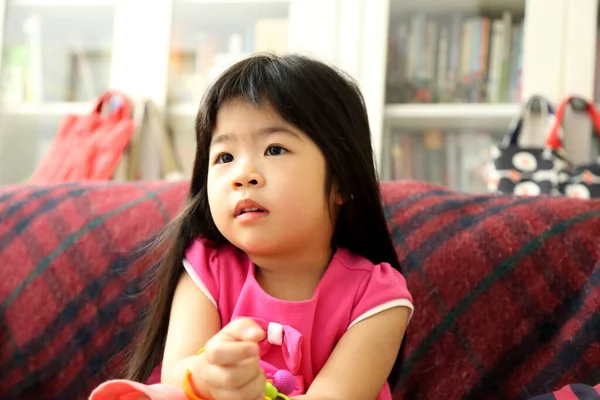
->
[294,306,411,400]
[160,271,221,397]
[160,271,265,400]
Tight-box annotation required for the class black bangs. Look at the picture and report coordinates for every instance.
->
[196,53,363,147]
[214,53,280,106]
[197,54,304,135]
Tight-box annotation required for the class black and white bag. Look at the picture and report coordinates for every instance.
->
[488,95,570,196]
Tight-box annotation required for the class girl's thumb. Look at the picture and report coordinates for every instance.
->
[227,318,265,342]
[242,324,265,342]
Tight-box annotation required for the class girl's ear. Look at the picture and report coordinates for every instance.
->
[332,184,346,205]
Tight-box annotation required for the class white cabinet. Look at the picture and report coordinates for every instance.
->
[0,0,343,183]
[0,0,116,184]
[363,0,600,192]
[164,0,341,175]
[0,0,594,191]
[364,0,541,192]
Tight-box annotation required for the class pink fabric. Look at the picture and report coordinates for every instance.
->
[89,380,185,400]
[89,241,413,399]
[184,241,413,399]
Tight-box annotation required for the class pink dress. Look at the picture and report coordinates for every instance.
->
[90,240,413,400]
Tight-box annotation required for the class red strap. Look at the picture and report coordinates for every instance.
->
[92,90,133,121]
[546,96,600,149]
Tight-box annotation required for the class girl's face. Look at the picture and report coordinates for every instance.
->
[207,99,339,260]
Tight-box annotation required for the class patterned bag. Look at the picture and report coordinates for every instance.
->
[546,96,600,199]
[488,95,570,196]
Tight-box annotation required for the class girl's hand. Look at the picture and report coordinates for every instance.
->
[199,318,266,400]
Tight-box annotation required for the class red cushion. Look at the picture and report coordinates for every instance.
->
[0,181,187,399]
[381,181,600,399]
[1,180,599,399]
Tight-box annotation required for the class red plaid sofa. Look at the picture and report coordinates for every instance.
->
[0,180,598,400]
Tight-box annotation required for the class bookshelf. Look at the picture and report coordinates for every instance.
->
[1,101,92,115]
[378,0,527,190]
[384,128,504,193]
[8,0,114,5]
[165,0,328,176]
[0,0,114,184]
[385,103,519,130]
[374,0,600,188]
[0,0,597,189]
[167,102,198,118]
[166,0,290,106]
[0,0,114,104]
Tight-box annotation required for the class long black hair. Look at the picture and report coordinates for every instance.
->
[125,53,404,389]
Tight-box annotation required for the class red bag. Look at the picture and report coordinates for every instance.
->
[545,96,600,199]
[30,91,135,183]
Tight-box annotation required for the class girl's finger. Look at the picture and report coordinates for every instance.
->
[204,340,259,366]
[203,356,262,390]
[222,318,265,343]
[207,365,265,400]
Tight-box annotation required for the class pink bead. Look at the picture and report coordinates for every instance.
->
[272,369,295,395]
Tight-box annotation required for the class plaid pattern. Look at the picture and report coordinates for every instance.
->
[529,384,600,400]
[1,180,599,400]
[0,181,188,400]
[381,181,600,400]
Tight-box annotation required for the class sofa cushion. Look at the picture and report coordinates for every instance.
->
[0,181,188,400]
[381,181,600,400]
[1,180,599,400]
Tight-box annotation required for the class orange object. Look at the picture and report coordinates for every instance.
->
[30,91,135,183]
[184,348,206,400]
[182,348,290,400]
[183,369,206,400]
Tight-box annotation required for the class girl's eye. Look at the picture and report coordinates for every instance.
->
[266,145,286,156]
[217,153,234,164]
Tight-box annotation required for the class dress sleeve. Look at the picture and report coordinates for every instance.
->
[348,263,414,329]
[182,239,220,308]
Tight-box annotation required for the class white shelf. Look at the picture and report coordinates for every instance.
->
[9,0,115,6]
[390,0,525,14]
[384,103,519,131]
[167,102,521,131]
[172,0,289,29]
[0,102,93,116]
[168,102,198,118]
[175,0,289,3]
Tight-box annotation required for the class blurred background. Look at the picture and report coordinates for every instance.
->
[0,0,598,193]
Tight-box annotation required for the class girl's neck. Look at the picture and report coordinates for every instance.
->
[251,245,334,301]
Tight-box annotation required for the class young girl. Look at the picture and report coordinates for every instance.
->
[91,54,413,400]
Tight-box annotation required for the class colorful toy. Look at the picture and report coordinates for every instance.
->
[184,348,296,400]
[184,371,293,400]
[264,380,290,400]
[269,369,296,396]
[265,369,295,399]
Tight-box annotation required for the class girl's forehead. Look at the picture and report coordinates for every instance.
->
[213,99,286,131]
[217,97,275,116]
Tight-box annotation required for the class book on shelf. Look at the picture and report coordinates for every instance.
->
[390,129,503,193]
[390,129,447,186]
[168,17,289,104]
[386,10,523,104]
